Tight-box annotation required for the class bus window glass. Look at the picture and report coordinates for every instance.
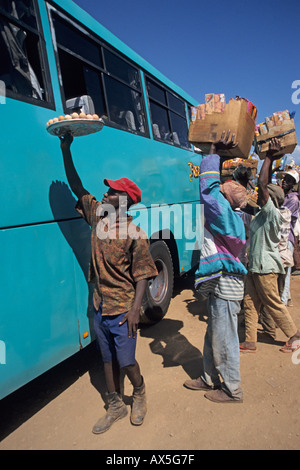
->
[104,75,145,133]
[146,76,191,149]
[53,15,102,68]
[0,0,37,28]
[104,49,140,89]
[0,1,50,103]
[147,80,166,105]
[149,101,172,142]
[169,111,190,148]
[168,92,185,116]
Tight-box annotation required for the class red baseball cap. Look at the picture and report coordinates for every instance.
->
[104,177,141,204]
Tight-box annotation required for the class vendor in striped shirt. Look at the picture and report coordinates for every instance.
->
[184,130,248,404]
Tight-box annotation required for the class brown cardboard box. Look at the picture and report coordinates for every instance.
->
[188,99,256,158]
[254,118,297,159]
[222,158,258,179]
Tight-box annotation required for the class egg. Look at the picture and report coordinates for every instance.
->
[79,112,87,119]
[86,114,93,120]
[53,117,59,122]
[64,114,72,120]
[92,114,99,120]
[58,115,65,121]
[71,113,79,119]
[48,119,54,125]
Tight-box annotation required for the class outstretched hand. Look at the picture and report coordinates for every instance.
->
[210,130,238,157]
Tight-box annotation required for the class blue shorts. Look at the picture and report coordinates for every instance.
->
[93,304,137,368]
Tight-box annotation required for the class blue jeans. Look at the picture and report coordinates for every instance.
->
[281,240,294,305]
[201,294,243,399]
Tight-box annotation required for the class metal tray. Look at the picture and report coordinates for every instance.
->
[47,118,104,137]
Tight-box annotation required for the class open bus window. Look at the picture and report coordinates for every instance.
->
[0,1,50,103]
[52,12,146,135]
[58,48,106,117]
[146,77,192,149]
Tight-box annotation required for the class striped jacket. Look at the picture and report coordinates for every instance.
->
[195,154,247,288]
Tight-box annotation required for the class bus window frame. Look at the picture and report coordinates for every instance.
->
[145,74,193,151]
[47,3,149,138]
[0,0,55,110]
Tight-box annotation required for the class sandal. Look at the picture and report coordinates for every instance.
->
[279,339,300,353]
[239,344,257,353]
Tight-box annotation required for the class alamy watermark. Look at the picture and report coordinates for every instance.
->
[96,198,204,250]
[292,348,300,365]
[291,80,300,105]
[0,80,6,104]
[0,340,6,365]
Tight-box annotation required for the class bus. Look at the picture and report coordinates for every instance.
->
[0,0,202,400]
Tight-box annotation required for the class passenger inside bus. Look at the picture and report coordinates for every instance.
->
[110,105,136,131]
[0,1,44,100]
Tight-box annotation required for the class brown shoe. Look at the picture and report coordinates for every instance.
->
[204,389,243,404]
[183,377,220,391]
[131,377,147,426]
[92,392,128,434]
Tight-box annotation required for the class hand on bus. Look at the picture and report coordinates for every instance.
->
[209,130,238,157]
[59,132,73,151]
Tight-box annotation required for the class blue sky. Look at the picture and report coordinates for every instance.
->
[73,0,300,164]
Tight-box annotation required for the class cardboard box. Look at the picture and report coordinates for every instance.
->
[254,118,297,159]
[188,99,256,158]
[222,158,258,179]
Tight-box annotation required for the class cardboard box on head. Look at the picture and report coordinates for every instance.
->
[189,97,256,158]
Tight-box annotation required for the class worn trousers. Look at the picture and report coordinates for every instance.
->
[202,294,243,399]
[243,272,297,343]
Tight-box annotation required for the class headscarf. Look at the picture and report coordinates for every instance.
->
[220,180,249,209]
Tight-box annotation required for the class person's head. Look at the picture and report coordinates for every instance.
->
[282,170,299,194]
[267,183,284,209]
[220,180,248,210]
[102,177,141,211]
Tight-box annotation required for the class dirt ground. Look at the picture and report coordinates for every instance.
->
[1,275,300,451]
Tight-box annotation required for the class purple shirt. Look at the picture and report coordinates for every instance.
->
[283,191,299,245]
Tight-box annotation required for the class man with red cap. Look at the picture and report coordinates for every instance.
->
[59,133,157,434]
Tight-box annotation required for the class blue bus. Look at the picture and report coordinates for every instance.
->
[0,0,201,400]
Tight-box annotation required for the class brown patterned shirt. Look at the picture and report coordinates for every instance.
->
[76,194,158,316]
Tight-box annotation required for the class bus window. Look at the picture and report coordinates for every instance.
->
[0,0,52,105]
[104,49,140,89]
[51,12,147,135]
[149,101,172,143]
[52,13,106,117]
[146,77,191,149]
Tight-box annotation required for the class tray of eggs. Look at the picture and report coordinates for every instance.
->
[46,112,104,137]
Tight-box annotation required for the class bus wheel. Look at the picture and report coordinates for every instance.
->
[140,241,174,325]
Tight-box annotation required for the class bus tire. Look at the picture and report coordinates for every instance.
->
[140,240,174,325]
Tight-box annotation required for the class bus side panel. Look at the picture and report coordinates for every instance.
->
[0,220,91,400]
[1,103,198,229]
[143,201,202,274]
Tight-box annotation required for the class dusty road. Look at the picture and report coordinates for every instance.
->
[1,275,300,451]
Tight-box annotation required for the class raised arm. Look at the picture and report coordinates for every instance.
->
[59,133,89,200]
[258,138,283,208]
